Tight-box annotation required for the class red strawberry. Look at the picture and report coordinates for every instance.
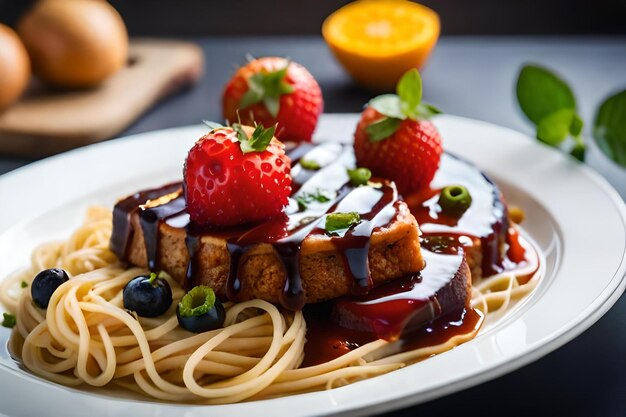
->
[354,69,443,195]
[222,57,323,143]
[184,123,292,227]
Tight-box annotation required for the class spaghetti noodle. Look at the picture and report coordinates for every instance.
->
[1,207,540,403]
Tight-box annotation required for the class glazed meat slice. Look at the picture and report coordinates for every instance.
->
[332,246,472,340]
[122,200,425,306]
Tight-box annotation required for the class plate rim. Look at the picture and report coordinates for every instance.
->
[0,114,625,417]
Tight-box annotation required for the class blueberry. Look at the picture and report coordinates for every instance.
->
[31,268,69,308]
[123,273,172,318]
[176,285,225,333]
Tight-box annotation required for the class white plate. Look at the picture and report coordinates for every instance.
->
[0,114,625,417]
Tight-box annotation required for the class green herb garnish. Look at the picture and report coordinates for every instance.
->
[325,212,361,233]
[366,69,441,142]
[516,64,586,161]
[594,90,626,167]
[239,62,295,117]
[178,286,216,318]
[20,281,27,288]
[233,122,276,154]
[2,312,16,328]
[295,190,332,210]
[347,167,372,186]
[299,159,321,170]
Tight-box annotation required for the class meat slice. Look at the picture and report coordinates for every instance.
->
[332,246,471,340]
[123,201,425,305]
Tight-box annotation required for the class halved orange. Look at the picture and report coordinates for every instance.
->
[322,0,440,91]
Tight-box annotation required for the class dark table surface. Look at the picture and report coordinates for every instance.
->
[1,36,625,417]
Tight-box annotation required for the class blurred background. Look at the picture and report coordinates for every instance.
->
[2,0,626,35]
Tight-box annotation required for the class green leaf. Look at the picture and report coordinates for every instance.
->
[397,68,422,118]
[570,113,584,137]
[295,189,332,210]
[536,109,575,146]
[263,97,280,118]
[202,120,224,131]
[369,94,405,119]
[594,90,626,167]
[570,142,586,162]
[366,117,402,142]
[516,65,577,125]
[239,62,294,117]
[233,123,276,154]
[2,312,16,328]
[325,212,361,233]
[417,103,442,118]
[239,87,263,110]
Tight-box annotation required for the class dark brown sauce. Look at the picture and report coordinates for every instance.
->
[110,144,400,311]
[405,153,509,276]
[109,143,536,368]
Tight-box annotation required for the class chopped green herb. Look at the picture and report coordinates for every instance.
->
[2,312,16,328]
[299,159,321,170]
[325,212,361,233]
[20,281,28,288]
[347,167,372,186]
[295,190,332,210]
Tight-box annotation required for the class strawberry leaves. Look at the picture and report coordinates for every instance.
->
[239,63,295,118]
[233,123,276,154]
[367,69,441,142]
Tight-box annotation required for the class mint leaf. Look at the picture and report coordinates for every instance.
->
[570,114,584,137]
[366,117,402,142]
[397,68,422,118]
[594,90,626,167]
[233,123,276,154]
[536,109,575,146]
[516,65,576,125]
[369,94,405,119]
[417,103,442,117]
[325,212,361,233]
[570,142,586,162]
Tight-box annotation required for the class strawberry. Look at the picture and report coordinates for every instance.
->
[184,122,292,227]
[354,69,443,195]
[222,57,323,143]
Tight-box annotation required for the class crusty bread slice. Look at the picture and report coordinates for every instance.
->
[124,201,425,305]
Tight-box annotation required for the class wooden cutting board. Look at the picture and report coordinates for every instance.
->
[0,39,204,157]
